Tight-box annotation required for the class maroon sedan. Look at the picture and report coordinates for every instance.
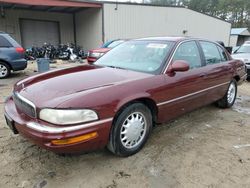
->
[4,37,247,156]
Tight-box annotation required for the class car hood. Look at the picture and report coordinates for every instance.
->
[231,53,250,60]
[15,65,152,108]
[89,48,111,53]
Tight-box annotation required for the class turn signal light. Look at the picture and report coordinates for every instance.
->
[51,132,98,146]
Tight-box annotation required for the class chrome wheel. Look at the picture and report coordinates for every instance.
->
[120,112,147,149]
[227,82,236,104]
[0,64,8,78]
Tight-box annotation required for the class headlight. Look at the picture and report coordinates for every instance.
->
[39,109,98,125]
[91,52,104,58]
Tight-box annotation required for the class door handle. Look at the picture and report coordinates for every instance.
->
[199,73,207,78]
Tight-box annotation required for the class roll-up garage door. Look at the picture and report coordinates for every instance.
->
[20,19,60,48]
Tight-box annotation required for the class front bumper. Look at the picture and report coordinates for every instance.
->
[87,57,97,63]
[247,68,250,78]
[4,97,113,154]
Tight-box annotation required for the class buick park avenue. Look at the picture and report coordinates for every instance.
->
[4,37,247,156]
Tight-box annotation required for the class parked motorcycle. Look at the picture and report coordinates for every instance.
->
[25,43,85,61]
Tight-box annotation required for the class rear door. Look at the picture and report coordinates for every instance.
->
[198,41,231,104]
[157,40,209,122]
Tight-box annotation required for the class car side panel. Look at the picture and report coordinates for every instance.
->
[10,59,27,71]
[201,62,232,104]
[0,34,27,71]
[155,67,211,123]
[0,48,27,70]
[231,59,248,82]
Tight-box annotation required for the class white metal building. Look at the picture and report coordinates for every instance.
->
[0,0,231,51]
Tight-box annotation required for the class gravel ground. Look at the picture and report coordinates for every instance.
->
[0,61,250,188]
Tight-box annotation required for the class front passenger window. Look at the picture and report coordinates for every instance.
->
[173,41,201,69]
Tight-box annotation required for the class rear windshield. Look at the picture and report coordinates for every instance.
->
[0,36,12,47]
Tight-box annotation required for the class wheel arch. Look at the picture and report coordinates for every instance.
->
[108,97,157,156]
[0,59,12,70]
[233,75,240,82]
[113,96,158,126]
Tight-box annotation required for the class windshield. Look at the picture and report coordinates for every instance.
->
[95,40,174,74]
[235,45,250,53]
[101,40,113,48]
[107,40,125,48]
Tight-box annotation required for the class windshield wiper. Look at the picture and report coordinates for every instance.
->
[106,65,125,70]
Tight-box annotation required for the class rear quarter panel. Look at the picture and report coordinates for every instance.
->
[0,48,24,62]
[231,59,247,80]
[0,34,25,63]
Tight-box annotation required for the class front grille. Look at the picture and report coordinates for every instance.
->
[13,92,36,118]
[89,52,95,58]
[89,52,100,58]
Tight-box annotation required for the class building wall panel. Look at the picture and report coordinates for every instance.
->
[103,4,231,45]
[230,36,238,47]
[75,8,103,51]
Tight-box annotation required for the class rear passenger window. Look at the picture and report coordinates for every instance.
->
[200,41,222,65]
[173,41,201,69]
[0,36,12,47]
[217,46,228,62]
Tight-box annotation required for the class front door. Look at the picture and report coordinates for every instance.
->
[157,40,209,123]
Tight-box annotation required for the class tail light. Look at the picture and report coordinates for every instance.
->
[15,47,25,53]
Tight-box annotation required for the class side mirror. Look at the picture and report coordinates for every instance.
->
[168,60,190,73]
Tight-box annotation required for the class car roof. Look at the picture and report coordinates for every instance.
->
[134,37,226,47]
[0,32,11,37]
[134,36,214,43]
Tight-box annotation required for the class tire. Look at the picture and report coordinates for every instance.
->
[0,62,11,79]
[216,79,237,108]
[108,103,153,157]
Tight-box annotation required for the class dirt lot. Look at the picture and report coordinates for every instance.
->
[0,62,250,188]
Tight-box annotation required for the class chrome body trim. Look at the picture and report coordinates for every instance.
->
[26,118,113,133]
[157,82,229,106]
[241,73,247,79]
